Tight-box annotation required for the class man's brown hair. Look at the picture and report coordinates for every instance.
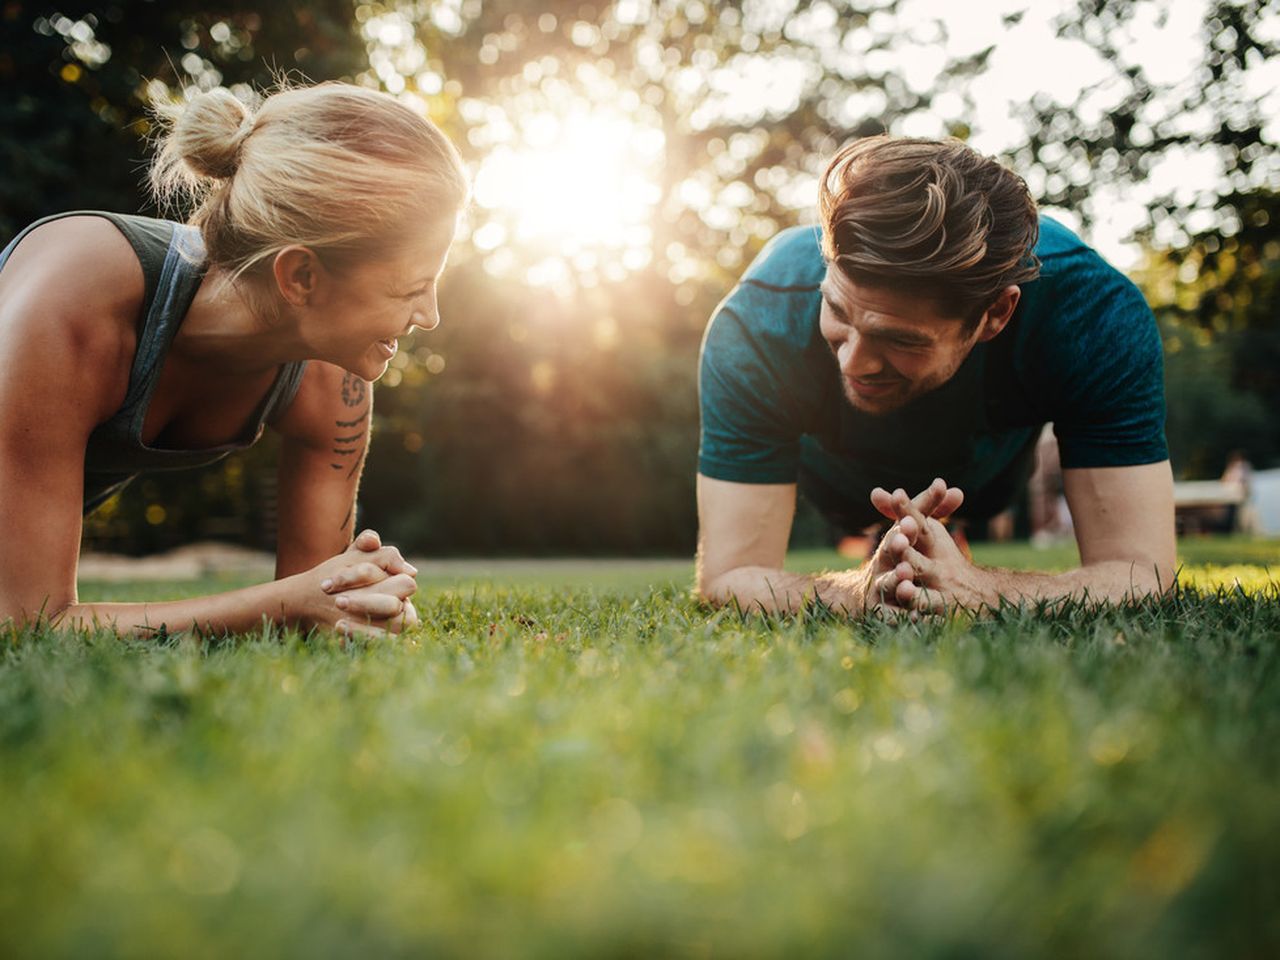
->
[819,136,1040,323]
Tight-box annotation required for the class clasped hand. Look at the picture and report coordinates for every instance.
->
[861,478,981,616]
[301,529,419,637]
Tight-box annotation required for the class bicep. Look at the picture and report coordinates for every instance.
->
[696,473,796,588]
[271,363,373,576]
[1063,461,1176,580]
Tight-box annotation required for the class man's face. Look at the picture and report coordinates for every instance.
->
[818,265,985,415]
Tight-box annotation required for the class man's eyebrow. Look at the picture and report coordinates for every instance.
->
[819,283,848,318]
[877,328,934,347]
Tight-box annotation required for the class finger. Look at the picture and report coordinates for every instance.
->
[868,522,911,574]
[334,591,409,620]
[900,544,937,585]
[893,490,935,551]
[910,478,948,517]
[930,486,965,521]
[869,567,914,609]
[907,582,947,615]
[386,598,420,635]
[870,486,899,521]
[334,619,390,638]
[398,600,420,631]
[371,544,417,577]
[362,572,418,600]
[322,560,391,593]
[352,528,382,552]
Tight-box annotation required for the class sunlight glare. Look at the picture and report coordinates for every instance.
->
[473,103,665,292]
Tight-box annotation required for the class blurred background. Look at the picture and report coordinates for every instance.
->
[2,0,1277,556]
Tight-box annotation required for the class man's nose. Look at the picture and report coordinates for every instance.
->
[838,331,882,377]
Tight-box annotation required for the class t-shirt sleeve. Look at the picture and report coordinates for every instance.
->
[1031,264,1168,469]
[698,301,803,484]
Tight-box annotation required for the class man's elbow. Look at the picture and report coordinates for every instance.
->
[694,568,730,607]
[1114,556,1177,599]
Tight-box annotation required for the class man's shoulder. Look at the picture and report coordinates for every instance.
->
[1033,214,1091,262]
[711,226,824,348]
[1022,215,1149,324]
[739,225,826,292]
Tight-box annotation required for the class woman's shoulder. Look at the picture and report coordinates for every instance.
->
[0,214,143,421]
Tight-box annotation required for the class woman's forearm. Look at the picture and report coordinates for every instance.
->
[51,575,304,637]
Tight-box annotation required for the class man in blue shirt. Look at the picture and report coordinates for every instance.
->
[696,136,1175,615]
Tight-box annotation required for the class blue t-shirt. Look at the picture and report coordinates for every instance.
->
[698,217,1167,516]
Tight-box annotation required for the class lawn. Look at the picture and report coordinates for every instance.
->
[1,538,1278,957]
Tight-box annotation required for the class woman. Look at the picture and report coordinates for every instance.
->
[0,82,468,637]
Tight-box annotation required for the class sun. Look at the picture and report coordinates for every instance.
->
[467,79,666,292]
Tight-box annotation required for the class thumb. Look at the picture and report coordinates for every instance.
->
[351,528,382,552]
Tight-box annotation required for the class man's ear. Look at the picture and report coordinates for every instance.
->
[975,285,1021,342]
[272,246,324,307]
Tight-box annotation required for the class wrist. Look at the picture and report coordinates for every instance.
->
[276,572,314,627]
[813,567,871,616]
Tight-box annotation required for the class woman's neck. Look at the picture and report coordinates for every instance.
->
[171,269,307,374]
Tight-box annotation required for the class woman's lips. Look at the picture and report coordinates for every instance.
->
[376,338,398,360]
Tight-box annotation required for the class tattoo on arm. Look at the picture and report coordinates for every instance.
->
[334,374,371,531]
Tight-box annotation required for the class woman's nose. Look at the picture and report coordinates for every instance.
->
[411,296,441,332]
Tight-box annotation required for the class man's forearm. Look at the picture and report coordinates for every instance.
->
[959,559,1173,609]
[700,565,868,615]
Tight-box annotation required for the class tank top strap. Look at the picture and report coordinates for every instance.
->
[264,360,311,426]
[119,223,206,422]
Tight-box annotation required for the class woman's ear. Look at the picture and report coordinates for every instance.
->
[272,246,323,306]
[975,285,1021,342]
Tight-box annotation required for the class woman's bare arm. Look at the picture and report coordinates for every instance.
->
[270,361,376,577]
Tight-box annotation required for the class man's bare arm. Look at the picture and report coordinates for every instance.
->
[696,474,952,615]
[887,462,1177,611]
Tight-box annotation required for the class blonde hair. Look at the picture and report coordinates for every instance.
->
[149,83,468,280]
[820,136,1040,323]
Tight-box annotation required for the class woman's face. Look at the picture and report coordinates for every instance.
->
[310,216,456,381]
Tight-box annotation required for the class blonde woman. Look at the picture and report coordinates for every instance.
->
[0,83,468,637]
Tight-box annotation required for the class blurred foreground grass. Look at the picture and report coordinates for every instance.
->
[2,538,1278,957]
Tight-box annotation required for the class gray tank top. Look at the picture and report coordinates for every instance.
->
[0,211,308,514]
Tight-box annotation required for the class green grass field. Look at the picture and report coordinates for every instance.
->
[2,538,1278,958]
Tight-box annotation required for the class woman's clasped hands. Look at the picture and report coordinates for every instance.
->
[295,529,420,637]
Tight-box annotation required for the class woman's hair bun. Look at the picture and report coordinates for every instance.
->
[164,89,254,181]
[149,81,469,283]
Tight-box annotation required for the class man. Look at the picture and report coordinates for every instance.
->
[696,136,1175,615]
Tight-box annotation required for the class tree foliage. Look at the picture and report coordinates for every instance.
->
[3,0,1276,550]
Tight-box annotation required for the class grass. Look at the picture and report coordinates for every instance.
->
[2,537,1278,958]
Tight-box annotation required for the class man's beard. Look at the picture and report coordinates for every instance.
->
[840,368,955,415]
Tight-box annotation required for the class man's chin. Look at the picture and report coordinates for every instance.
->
[842,383,908,414]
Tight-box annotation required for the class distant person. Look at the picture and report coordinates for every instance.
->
[696,136,1175,615]
[0,83,468,636]
[1219,449,1254,533]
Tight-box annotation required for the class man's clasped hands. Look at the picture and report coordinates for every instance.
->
[859,477,989,618]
